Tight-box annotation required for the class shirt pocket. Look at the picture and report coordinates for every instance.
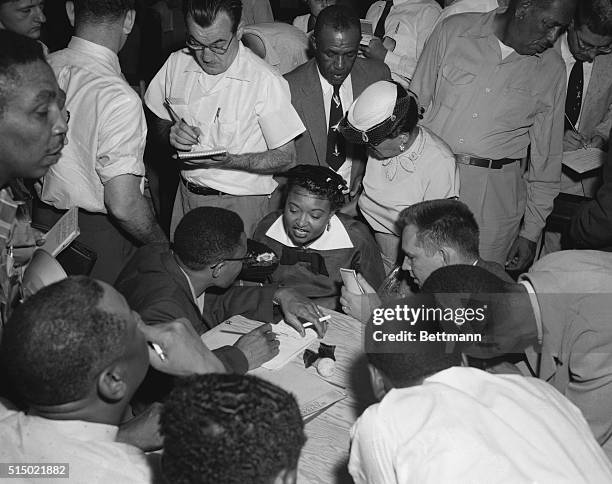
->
[437,64,477,110]
[496,84,538,125]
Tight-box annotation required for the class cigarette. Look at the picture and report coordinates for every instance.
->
[150,342,166,361]
[318,315,332,322]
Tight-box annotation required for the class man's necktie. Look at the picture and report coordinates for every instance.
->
[326,84,346,171]
[565,60,584,130]
[374,0,393,39]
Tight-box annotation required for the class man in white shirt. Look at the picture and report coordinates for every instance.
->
[421,253,612,461]
[0,276,226,483]
[350,313,612,483]
[436,0,505,26]
[35,0,168,284]
[145,0,306,237]
[361,0,441,87]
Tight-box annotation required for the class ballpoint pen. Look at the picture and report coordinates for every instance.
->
[564,113,588,150]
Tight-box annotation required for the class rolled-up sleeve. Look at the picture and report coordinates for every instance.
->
[520,64,565,242]
[257,75,305,149]
[97,94,147,183]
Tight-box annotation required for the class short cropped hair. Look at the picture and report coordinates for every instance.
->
[173,206,244,270]
[314,4,360,40]
[72,0,136,23]
[397,199,479,260]
[0,30,45,116]
[576,0,612,37]
[162,374,306,484]
[183,0,242,32]
[284,164,347,212]
[0,277,128,406]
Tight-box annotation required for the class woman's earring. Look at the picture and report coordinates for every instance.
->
[399,134,408,152]
[399,143,406,152]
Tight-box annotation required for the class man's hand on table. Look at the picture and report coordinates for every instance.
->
[234,323,280,370]
[505,236,536,272]
[274,287,327,338]
[117,402,163,452]
[139,317,227,376]
[340,273,381,323]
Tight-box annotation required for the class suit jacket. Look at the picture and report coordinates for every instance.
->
[579,52,612,143]
[520,250,612,459]
[115,245,277,374]
[285,58,391,183]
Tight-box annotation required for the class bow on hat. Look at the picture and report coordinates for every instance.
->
[279,247,329,276]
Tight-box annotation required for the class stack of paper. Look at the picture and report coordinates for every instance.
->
[201,315,318,370]
[562,148,606,174]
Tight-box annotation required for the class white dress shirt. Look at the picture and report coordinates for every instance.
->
[365,0,441,86]
[317,69,355,186]
[39,37,147,213]
[0,403,155,483]
[145,44,305,196]
[349,367,612,484]
[435,0,501,26]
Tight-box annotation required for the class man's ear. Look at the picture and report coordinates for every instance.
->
[65,1,75,28]
[310,33,318,53]
[97,363,128,403]
[368,363,389,401]
[440,246,460,266]
[123,9,136,35]
[235,20,245,42]
[211,262,225,279]
[273,467,298,484]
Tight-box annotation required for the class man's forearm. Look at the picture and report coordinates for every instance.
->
[225,143,296,174]
[111,195,168,245]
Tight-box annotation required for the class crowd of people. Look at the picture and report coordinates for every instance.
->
[1,0,612,482]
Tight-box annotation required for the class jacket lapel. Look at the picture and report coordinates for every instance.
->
[300,61,328,165]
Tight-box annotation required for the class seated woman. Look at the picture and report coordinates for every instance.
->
[339,80,459,269]
[253,165,385,309]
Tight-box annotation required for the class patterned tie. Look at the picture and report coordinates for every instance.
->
[565,60,583,130]
[374,0,393,39]
[326,84,346,171]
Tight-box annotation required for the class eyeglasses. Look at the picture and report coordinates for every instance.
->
[186,34,235,55]
[210,254,254,268]
[574,29,612,55]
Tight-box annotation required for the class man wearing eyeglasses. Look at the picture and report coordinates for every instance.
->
[145,0,306,238]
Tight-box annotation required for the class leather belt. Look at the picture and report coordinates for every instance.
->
[455,154,520,170]
[181,178,225,196]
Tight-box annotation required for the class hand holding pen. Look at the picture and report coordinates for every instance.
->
[165,98,202,151]
[564,113,589,150]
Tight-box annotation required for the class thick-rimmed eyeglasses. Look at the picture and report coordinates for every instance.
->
[210,254,254,269]
[185,34,235,55]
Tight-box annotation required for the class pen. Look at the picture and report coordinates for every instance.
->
[149,342,166,361]
[303,315,332,329]
[564,113,588,150]
[164,98,187,124]
[220,330,248,335]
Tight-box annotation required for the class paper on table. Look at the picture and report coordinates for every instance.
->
[252,365,346,419]
[562,148,606,174]
[40,206,79,257]
[201,315,318,370]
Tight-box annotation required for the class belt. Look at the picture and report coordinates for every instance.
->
[455,154,520,170]
[181,178,225,196]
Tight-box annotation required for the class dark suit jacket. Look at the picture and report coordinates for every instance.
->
[115,245,278,374]
[285,57,391,183]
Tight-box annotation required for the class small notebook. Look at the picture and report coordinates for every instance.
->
[201,315,318,370]
[562,148,606,174]
[40,206,79,257]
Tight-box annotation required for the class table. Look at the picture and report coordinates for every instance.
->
[290,308,375,484]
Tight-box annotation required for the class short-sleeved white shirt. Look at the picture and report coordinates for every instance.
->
[39,37,147,213]
[145,44,305,195]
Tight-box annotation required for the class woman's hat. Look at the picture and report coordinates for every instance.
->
[338,80,418,146]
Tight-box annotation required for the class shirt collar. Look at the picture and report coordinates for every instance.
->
[183,43,252,82]
[461,11,543,59]
[178,264,198,303]
[316,66,352,97]
[67,36,121,75]
[265,214,354,250]
[25,415,119,442]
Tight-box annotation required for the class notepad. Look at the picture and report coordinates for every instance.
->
[201,315,318,370]
[562,148,606,174]
[39,207,79,257]
[252,365,346,420]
